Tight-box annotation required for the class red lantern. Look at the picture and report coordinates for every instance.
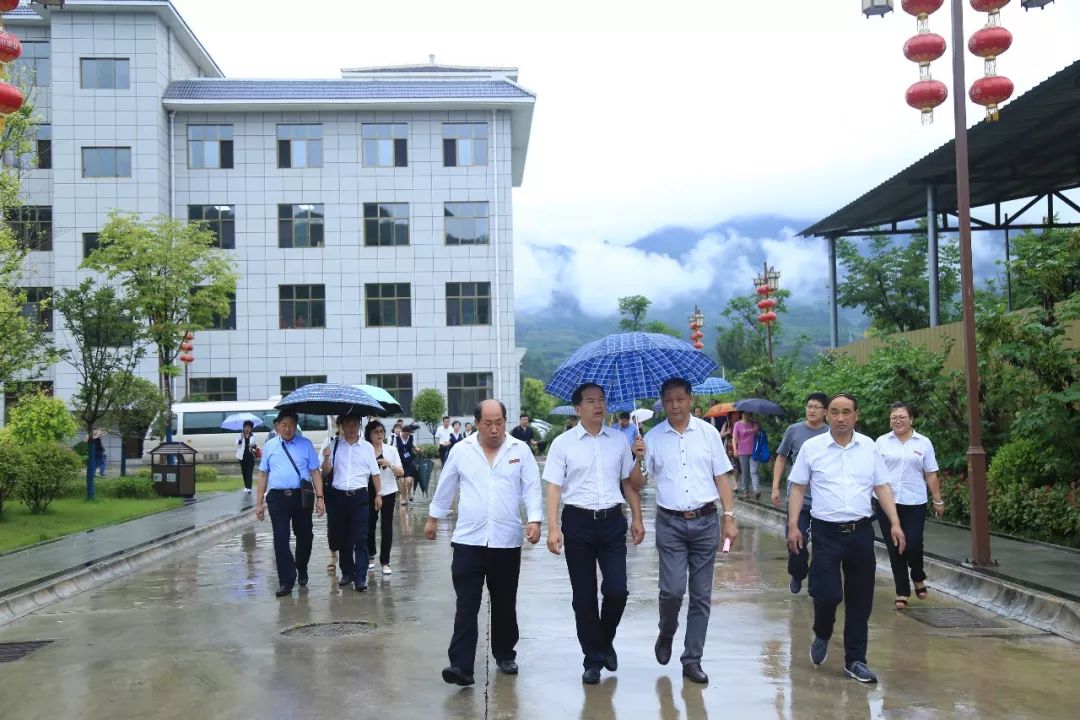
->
[902,0,944,17]
[906,79,948,123]
[757,312,778,325]
[0,31,22,63]
[756,298,777,311]
[0,82,22,115]
[179,354,194,364]
[968,26,1012,59]
[0,1,19,13]
[970,0,1010,13]
[180,342,193,352]
[903,33,946,68]
[970,74,1013,120]
[184,331,195,341]
[693,341,704,350]
[755,285,771,296]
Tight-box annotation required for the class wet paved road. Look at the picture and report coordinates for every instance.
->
[0,495,1077,720]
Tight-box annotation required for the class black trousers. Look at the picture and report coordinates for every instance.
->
[367,479,396,566]
[325,488,340,553]
[266,489,313,588]
[786,504,812,581]
[239,458,255,490]
[808,519,876,667]
[562,505,629,669]
[448,543,521,675]
[331,489,369,581]
[875,502,927,597]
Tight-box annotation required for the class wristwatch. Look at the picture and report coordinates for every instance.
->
[723,510,736,518]
[316,495,324,499]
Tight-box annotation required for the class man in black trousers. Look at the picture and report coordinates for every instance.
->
[321,413,381,591]
[543,383,646,684]
[425,399,543,687]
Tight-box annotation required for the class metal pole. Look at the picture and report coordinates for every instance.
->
[828,235,839,348]
[950,0,991,566]
[928,185,940,327]
[1004,212,1012,312]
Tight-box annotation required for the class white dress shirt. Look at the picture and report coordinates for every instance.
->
[644,417,733,512]
[429,433,543,548]
[326,437,380,491]
[371,442,403,497]
[789,431,891,522]
[543,423,634,510]
[875,431,939,506]
[435,425,454,444]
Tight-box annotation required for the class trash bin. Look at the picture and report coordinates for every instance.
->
[148,441,197,498]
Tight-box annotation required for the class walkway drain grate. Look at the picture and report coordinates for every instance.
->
[0,641,54,663]
[906,608,1005,629]
[281,622,376,639]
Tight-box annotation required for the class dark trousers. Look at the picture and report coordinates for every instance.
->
[562,505,629,669]
[875,502,927,597]
[367,479,396,566]
[331,489,369,582]
[448,543,521,675]
[808,519,876,667]
[240,458,255,490]
[325,488,340,553]
[786,504,812,581]
[655,509,719,665]
[266,489,313,588]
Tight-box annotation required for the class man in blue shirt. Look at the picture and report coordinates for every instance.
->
[614,412,638,448]
[256,410,326,597]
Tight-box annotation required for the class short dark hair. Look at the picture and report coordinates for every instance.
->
[442,415,450,421]
[659,377,693,399]
[571,382,604,406]
[806,392,829,408]
[452,420,461,428]
[275,409,299,424]
[828,393,859,411]
[520,413,530,420]
[475,400,508,423]
[889,401,916,418]
[364,419,385,442]
[618,411,631,420]
[242,420,254,429]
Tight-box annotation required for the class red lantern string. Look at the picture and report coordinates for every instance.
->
[969,1,1013,121]
[901,0,946,123]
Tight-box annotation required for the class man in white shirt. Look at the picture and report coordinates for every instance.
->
[543,383,647,685]
[787,393,906,685]
[321,414,382,592]
[425,399,543,688]
[643,378,738,685]
[435,415,454,464]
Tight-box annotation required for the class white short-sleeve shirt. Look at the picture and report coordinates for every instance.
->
[644,417,733,512]
[543,423,634,510]
[372,442,403,497]
[788,431,891,522]
[435,425,454,444]
[875,431,939,505]
[326,437,381,492]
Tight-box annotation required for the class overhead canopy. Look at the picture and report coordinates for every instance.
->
[802,58,1080,238]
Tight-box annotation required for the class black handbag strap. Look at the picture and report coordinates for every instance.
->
[279,441,306,486]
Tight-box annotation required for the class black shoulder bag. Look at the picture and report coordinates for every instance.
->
[322,437,341,496]
[280,442,316,514]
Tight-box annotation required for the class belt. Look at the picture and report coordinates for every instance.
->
[813,516,873,533]
[334,487,368,497]
[268,488,300,496]
[565,504,622,519]
[658,503,717,519]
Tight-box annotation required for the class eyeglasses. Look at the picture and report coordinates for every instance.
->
[889,415,910,422]
[805,404,825,411]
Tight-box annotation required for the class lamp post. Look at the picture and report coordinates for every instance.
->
[688,306,705,350]
[754,262,780,364]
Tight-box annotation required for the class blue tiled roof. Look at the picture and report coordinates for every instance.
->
[2,6,42,17]
[164,79,534,102]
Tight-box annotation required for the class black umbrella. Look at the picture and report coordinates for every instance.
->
[275,383,385,417]
[734,398,785,416]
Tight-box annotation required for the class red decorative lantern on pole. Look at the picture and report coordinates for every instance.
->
[180,332,194,400]
[901,0,946,123]
[753,262,781,364]
[906,79,949,123]
[0,30,21,63]
[688,306,705,351]
[0,7,24,129]
[0,1,20,13]
[969,74,1014,120]
[968,2,1013,121]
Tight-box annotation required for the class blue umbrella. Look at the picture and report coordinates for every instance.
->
[607,399,636,413]
[550,405,578,416]
[652,400,664,414]
[351,384,404,415]
[546,332,718,407]
[276,383,385,417]
[221,412,265,431]
[692,377,735,395]
[734,398,785,416]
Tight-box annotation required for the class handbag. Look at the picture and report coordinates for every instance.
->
[322,437,341,487]
[280,442,316,513]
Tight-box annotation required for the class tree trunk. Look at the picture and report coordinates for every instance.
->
[85,425,97,500]
[160,353,174,443]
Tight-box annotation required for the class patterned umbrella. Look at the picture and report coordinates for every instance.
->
[221,412,266,431]
[692,377,735,395]
[550,405,578,416]
[607,399,637,413]
[276,383,385,417]
[351,384,404,416]
[546,332,718,407]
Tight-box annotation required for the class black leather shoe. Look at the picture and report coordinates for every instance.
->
[654,635,673,666]
[441,666,475,686]
[355,577,368,592]
[603,648,618,672]
[682,662,709,684]
[338,576,352,587]
[297,572,308,588]
[496,659,518,675]
[274,585,293,597]
[582,667,601,684]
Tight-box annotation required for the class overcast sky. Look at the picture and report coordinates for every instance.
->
[172,0,1080,314]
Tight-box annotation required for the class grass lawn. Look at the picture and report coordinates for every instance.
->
[0,496,184,554]
[192,478,249,494]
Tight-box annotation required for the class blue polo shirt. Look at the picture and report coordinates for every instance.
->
[259,434,320,489]
[614,422,638,448]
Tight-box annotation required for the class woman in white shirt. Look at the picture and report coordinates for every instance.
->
[365,420,404,575]
[875,402,944,610]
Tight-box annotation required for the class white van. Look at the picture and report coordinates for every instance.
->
[143,399,332,463]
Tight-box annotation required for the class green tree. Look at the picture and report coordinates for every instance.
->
[105,374,166,477]
[617,295,651,332]
[1007,224,1080,322]
[714,289,791,374]
[83,212,238,435]
[16,442,82,514]
[4,391,78,445]
[520,377,557,419]
[836,224,961,334]
[55,281,146,497]
[643,320,682,337]
[412,388,447,438]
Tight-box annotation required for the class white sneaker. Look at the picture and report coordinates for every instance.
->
[382,565,392,575]
[368,561,375,569]
[244,488,252,494]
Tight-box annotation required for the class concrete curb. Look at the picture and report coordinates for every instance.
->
[739,502,1080,644]
[0,510,254,628]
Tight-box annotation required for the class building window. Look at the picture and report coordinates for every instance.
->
[11,42,50,87]
[188,205,236,249]
[366,373,413,414]
[443,123,488,167]
[187,125,234,169]
[4,381,53,424]
[447,372,493,416]
[82,147,132,178]
[35,124,51,169]
[208,292,236,331]
[277,124,322,169]
[21,287,52,332]
[189,377,237,402]
[5,206,52,251]
[280,375,328,394]
[365,283,411,328]
[279,284,325,329]
[83,232,100,259]
[278,204,324,248]
[363,203,409,247]
[446,282,491,326]
[80,58,130,90]
[361,123,407,168]
[444,202,489,245]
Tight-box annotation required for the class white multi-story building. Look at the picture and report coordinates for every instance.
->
[4,0,535,434]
